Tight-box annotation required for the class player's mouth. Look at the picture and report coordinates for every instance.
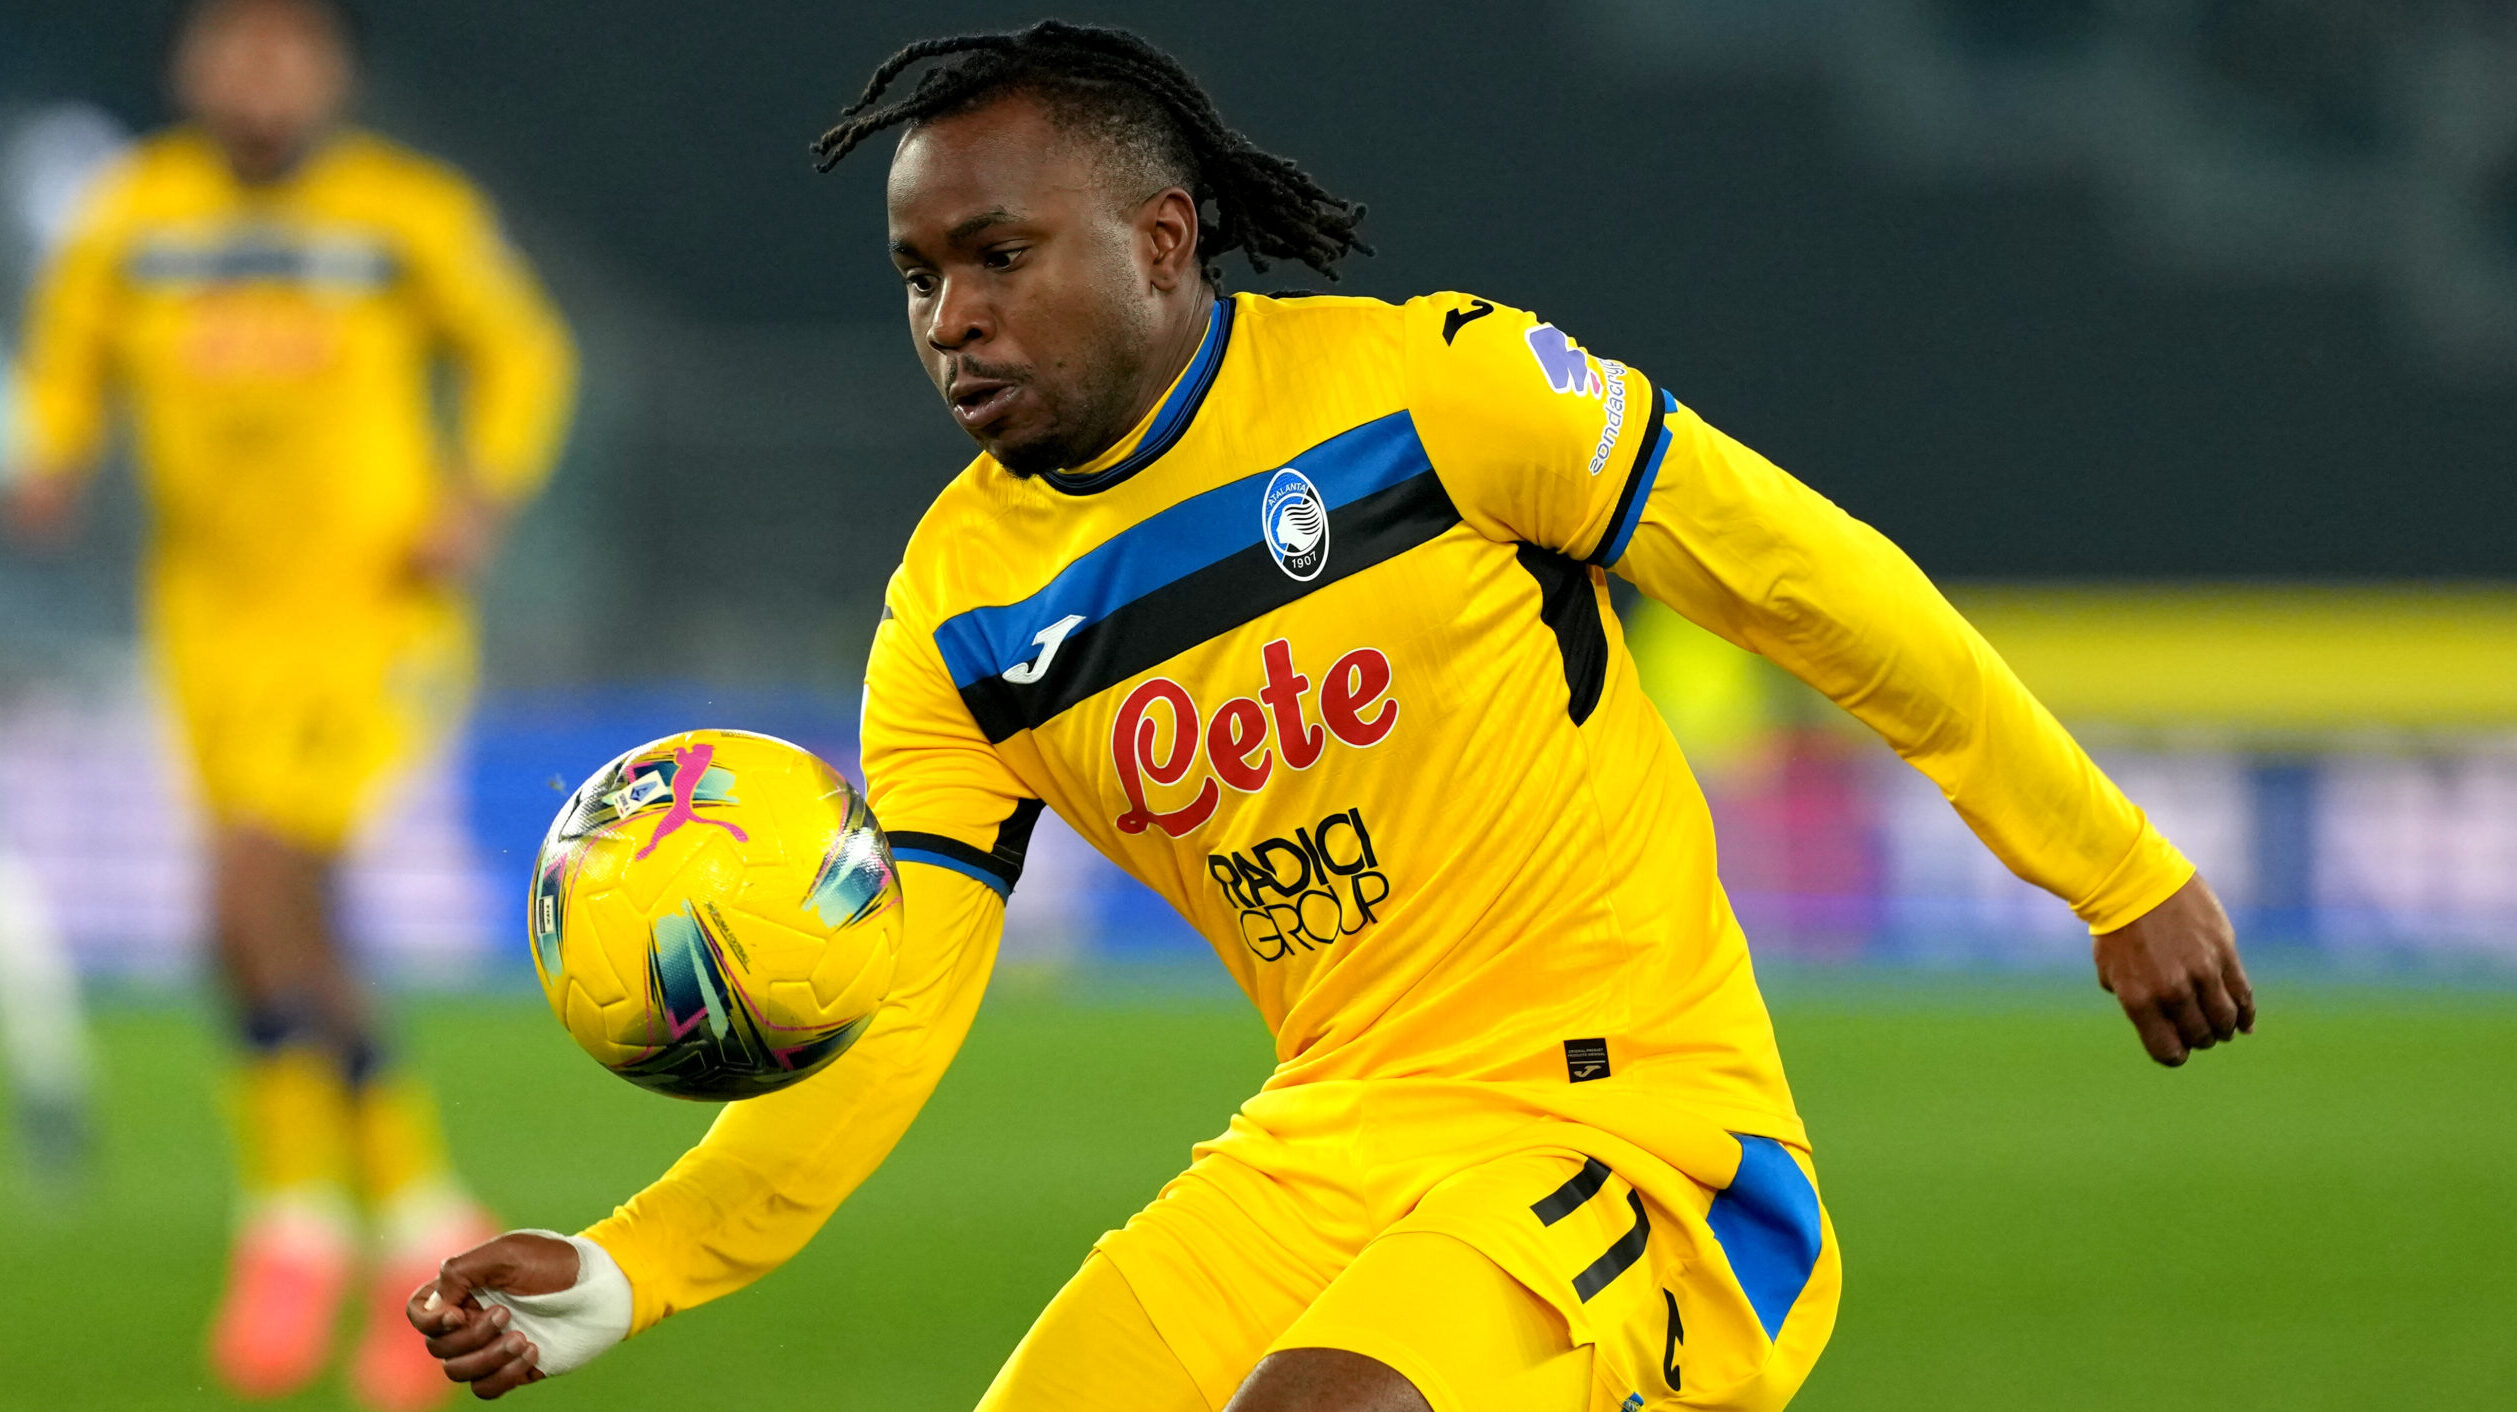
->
[947,376,1021,431]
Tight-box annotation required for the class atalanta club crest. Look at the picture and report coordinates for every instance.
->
[1262,467,1329,581]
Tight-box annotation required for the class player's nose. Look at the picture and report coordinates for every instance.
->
[922,278,990,352]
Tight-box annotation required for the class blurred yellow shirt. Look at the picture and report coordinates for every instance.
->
[585,291,2194,1333]
[9,125,573,605]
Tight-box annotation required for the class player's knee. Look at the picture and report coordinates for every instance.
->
[1225,1348,1432,1412]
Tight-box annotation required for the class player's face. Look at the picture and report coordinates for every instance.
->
[174,0,352,184]
[886,97,1176,477]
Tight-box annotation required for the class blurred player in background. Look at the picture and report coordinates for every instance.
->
[0,103,127,1196]
[413,21,2245,1412]
[1,0,574,1405]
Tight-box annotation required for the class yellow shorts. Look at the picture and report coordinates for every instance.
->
[983,1080,1840,1411]
[153,583,473,853]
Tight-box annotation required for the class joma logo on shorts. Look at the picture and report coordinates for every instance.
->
[1110,638,1398,838]
[1208,807,1391,962]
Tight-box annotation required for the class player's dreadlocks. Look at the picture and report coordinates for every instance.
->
[812,20,1369,283]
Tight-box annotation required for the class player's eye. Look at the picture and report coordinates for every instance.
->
[981,245,1026,271]
[901,270,938,296]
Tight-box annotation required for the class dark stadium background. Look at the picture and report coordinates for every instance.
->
[16,0,2517,687]
[0,3,2510,1409]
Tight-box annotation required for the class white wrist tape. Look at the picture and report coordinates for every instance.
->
[473,1231,633,1378]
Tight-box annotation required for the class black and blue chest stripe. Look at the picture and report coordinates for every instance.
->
[933,410,1462,745]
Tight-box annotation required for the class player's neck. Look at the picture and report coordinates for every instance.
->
[212,124,338,188]
[1093,284,1217,461]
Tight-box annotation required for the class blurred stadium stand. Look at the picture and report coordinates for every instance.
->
[1628,586,2517,971]
[1,0,2512,982]
[1588,0,2517,369]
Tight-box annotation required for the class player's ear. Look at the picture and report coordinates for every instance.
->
[1140,186,1200,292]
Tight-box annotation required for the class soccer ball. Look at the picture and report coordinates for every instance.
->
[528,729,902,1101]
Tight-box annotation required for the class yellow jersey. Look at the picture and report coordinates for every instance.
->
[583,290,2192,1334]
[8,125,573,603]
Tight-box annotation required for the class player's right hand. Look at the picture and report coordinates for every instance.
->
[2,471,82,548]
[406,1231,579,1399]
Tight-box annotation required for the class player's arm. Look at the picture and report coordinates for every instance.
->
[409,586,1036,1395]
[3,161,128,545]
[403,173,578,583]
[1408,294,2250,1067]
[1599,396,2248,1064]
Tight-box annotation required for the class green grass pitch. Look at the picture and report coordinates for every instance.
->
[2,967,2509,1409]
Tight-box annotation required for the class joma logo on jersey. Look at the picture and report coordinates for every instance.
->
[1209,806,1390,962]
[1111,638,1399,838]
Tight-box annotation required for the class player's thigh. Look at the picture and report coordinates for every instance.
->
[1264,1230,1591,1412]
[975,1251,1205,1412]
[1086,1148,1353,1405]
[1369,1143,1839,1412]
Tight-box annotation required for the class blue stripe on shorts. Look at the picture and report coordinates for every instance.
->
[1706,1134,1823,1340]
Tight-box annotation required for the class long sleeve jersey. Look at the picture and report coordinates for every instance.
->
[7,126,574,602]
[583,291,2192,1333]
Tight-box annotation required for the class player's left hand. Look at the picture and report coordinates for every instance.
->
[2093,873,2253,1067]
[408,481,506,588]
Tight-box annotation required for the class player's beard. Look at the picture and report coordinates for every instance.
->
[982,296,1162,480]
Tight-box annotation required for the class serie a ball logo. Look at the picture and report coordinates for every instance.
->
[528,729,902,1101]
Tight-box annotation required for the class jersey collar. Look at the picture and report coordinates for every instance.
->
[1038,294,1236,496]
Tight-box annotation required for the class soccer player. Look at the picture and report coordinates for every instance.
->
[410,22,2248,1411]
[3,0,574,1405]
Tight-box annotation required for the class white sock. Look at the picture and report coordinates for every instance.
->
[0,849,90,1111]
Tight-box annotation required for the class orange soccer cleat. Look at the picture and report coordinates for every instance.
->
[350,1194,501,1412]
[207,1200,357,1400]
